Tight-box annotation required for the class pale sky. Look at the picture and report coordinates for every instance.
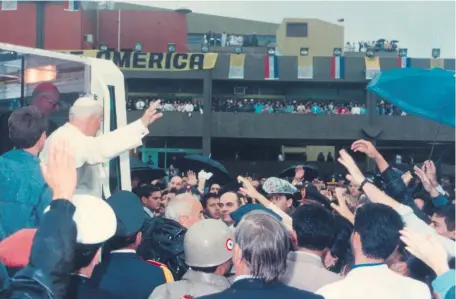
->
[121,0,456,58]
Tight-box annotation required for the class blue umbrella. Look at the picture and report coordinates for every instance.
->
[367,68,455,127]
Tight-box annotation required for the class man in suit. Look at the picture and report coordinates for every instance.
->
[281,204,342,292]
[92,191,169,299]
[316,203,432,299]
[133,184,163,221]
[198,211,323,299]
[40,96,163,198]
[0,82,60,156]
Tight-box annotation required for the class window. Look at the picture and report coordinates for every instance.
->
[286,23,308,37]
[108,85,121,194]
[257,35,276,46]
[187,34,203,45]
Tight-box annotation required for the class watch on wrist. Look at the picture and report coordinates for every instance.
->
[358,178,374,191]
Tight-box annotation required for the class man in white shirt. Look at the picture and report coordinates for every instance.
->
[40,96,162,198]
[316,203,431,299]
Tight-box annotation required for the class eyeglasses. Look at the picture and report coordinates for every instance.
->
[42,95,60,109]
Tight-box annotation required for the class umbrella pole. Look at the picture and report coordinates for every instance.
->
[428,125,441,161]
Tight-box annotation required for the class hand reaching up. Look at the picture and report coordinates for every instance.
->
[141,100,163,127]
[40,139,77,200]
[238,176,260,199]
[337,149,366,187]
[423,160,438,187]
[351,140,380,159]
[331,187,355,224]
[187,171,197,186]
[400,228,449,276]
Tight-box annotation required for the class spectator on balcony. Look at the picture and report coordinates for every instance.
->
[221,32,227,47]
[351,104,361,115]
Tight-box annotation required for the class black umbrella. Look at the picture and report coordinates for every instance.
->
[277,164,319,182]
[175,154,231,184]
[130,157,166,182]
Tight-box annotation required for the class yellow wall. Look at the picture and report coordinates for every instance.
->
[276,18,344,57]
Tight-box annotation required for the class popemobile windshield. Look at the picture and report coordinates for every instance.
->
[0,43,131,198]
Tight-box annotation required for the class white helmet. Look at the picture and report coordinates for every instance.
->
[184,219,233,268]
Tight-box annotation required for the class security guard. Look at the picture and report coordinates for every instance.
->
[149,219,233,299]
[92,191,172,299]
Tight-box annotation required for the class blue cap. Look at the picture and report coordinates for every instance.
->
[230,204,282,225]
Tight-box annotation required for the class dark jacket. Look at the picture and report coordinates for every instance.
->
[66,274,126,299]
[91,252,166,299]
[138,217,188,280]
[382,166,431,222]
[6,199,77,299]
[197,278,323,299]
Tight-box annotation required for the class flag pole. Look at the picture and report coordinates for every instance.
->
[117,9,121,51]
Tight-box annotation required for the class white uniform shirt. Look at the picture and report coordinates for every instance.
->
[316,264,431,299]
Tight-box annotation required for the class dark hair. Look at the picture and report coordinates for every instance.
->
[329,215,354,272]
[292,204,335,251]
[354,203,404,260]
[8,107,48,149]
[168,188,178,194]
[434,205,455,231]
[133,184,161,199]
[202,193,219,209]
[105,233,139,252]
[397,244,436,290]
[73,243,101,270]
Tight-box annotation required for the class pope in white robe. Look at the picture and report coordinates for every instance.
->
[40,96,162,198]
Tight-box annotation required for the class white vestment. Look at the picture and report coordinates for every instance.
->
[40,119,148,198]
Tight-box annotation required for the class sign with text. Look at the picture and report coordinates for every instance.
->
[62,50,218,71]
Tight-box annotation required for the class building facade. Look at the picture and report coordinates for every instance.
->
[1,1,454,176]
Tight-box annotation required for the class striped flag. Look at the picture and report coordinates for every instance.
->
[264,55,279,80]
[365,56,381,80]
[397,56,411,68]
[65,0,79,11]
[228,54,245,79]
[330,56,345,79]
[297,56,313,79]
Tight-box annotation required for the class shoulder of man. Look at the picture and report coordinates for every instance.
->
[145,260,175,283]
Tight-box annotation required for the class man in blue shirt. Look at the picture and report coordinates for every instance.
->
[0,106,52,241]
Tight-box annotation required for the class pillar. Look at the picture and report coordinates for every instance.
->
[202,71,212,156]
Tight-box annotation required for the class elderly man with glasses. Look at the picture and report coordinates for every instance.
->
[0,83,61,155]
[197,211,323,299]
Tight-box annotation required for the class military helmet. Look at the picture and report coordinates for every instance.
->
[184,219,233,268]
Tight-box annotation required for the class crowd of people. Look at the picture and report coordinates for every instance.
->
[203,31,267,48]
[127,97,407,116]
[127,98,203,114]
[377,100,406,116]
[345,40,399,53]
[0,91,454,299]
[212,98,367,115]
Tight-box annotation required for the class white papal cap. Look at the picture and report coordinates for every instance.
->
[72,96,101,107]
[44,195,117,245]
[69,96,103,119]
